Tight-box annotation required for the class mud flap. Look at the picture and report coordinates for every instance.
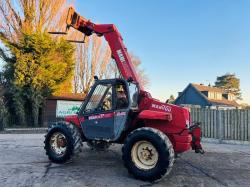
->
[190,122,205,154]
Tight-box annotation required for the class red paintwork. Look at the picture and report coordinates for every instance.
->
[63,7,203,154]
[65,115,80,127]
[137,96,194,153]
[88,112,114,120]
[138,110,172,121]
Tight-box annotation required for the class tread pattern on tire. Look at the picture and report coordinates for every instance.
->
[44,121,83,163]
[122,127,175,181]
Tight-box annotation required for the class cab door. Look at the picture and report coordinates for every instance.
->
[80,83,115,140]
[113,82,131,139]
[80,80,131,141]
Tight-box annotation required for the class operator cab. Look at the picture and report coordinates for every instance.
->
[79,78,139,141]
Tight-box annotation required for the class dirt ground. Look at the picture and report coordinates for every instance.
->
[0,134,250,187]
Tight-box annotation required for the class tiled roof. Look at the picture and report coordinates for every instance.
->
[209,98,240,107]
[192,83,224,93]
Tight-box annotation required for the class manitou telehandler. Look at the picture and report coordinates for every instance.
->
[44,7,204,181]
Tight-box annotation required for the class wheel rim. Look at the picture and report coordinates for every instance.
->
[131,140,159,170]
[49,132,67,156]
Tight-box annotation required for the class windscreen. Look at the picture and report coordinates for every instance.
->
[129,83,139,109]
[84,84,112,113]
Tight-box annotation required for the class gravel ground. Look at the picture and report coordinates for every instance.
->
[0,134,250,187]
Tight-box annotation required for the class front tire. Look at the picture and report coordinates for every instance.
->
[44,122,82,163]
[122,127,175,181]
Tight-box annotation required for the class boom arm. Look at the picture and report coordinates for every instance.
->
[66,7,142,89]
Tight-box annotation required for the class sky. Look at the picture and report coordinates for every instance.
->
[74,0,250,104]
[0,1,249,103]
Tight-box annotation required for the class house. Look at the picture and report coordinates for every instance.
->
[174,83,240,109]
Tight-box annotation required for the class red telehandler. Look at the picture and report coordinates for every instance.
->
[44,7,204,181]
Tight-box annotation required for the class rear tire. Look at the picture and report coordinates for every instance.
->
[122,127,175,182]
[44,122,82,163]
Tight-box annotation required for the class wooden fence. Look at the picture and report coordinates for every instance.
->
[190,108,250,141]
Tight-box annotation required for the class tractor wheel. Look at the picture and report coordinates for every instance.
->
[44,122,82,163]
[122,127,175,182]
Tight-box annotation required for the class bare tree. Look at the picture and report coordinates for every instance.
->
[129,53,149,88]
[0,0,72,43]
[73,33,149,94]
[73,34,111,93]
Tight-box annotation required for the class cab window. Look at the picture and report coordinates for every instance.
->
[84,84,113,113]
[128,83,139,109]
[115,84,129,109]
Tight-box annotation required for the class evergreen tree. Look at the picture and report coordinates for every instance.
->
[1,33,74,126]
[166,95,175,104]
[215,73,242,100]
